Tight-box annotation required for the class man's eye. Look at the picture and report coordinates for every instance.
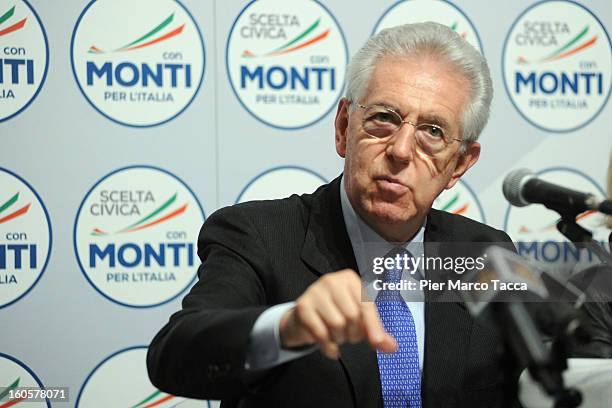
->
[423,125,444,138]
[369,112,395,123]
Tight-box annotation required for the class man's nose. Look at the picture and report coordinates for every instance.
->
[386,122,416,163]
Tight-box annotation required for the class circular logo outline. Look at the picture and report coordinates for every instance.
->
[0,352,51,408]
[0,0,50,124]
[72,165,205,309]
[225,0,349,131]
[371,0,485,55]
[235,165,328,203]
[435,179,487,224]
[503,165,606,233]
[75,345,146,408]
[75,345,212,408]
[0,167,53,310]
[501,0,612,133]
[69,0,207,128]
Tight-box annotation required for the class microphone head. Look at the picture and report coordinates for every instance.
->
[460,245,550,316]
[503,168,534,207]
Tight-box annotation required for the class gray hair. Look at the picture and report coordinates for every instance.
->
[345,22,493,149]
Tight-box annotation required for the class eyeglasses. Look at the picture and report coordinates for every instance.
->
[354,103,463,156]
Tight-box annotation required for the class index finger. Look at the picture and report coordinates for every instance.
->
[361,301,397,353]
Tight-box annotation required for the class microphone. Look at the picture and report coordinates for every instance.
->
[460,245,585,339]
[460,245,556,391]
[460,245,588,403]
[503,168,612,215]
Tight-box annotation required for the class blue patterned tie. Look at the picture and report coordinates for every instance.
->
[375,248,421,408]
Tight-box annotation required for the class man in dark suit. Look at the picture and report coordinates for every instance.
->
[147,22,519,407]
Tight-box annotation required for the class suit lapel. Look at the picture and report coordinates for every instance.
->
[422,210,473,408]
[300,176,383,408]
[300,176,358,275]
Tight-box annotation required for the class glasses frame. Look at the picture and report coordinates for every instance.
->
[354,103,463,150]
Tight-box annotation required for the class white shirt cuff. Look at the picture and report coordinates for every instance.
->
[245,301,317,370]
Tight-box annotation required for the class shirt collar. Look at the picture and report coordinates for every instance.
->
[339,175,426,274]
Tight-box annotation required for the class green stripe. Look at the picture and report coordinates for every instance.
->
[450,21,458,31]
[0,6,15,26]
[122,193,177,230]
[269,18,320,54]
[440,193,459,212]
[0,192,19,215]
[130,389,162,408]
[543,25,588,60]
[117,13,174,50]
[0,377,20,400]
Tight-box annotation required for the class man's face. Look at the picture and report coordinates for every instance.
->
[335,55,481,241]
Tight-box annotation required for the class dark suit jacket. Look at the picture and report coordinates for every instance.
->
[569,264,612,358]
[147,176,520,407]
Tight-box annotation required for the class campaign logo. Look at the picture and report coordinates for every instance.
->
[504,167,608,276]
[0,168,51,309]
[0,0,49,123]
[236,166,327,203]
[71,0,205,127]
[0,353,50,408]
[76,346,215,408]
[373,0,483,53]
[226,0,348,130]
[74,166,205,308]
[502,0,612,132]
[433,179,486,223]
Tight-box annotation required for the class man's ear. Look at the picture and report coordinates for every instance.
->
[445,141,481,189]
[335,98,350,158]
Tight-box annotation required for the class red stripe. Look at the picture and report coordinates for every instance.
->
[452,203,468,215]
[545,36,597,62]
[272,29,329,56]
[576,210,595,222]
[0,18,26,37]
[123,24,185,51]
[124,204,187,233]
[537,210,595,232]
[142,395,175,408]
[0,203,30,224]
[0,397,26,408]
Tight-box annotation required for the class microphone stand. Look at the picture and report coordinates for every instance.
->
[556,218,612,267]
[544,200,612,266]
[497,301,582,408]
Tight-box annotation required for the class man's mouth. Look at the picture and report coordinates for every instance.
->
[373,176,409,195]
